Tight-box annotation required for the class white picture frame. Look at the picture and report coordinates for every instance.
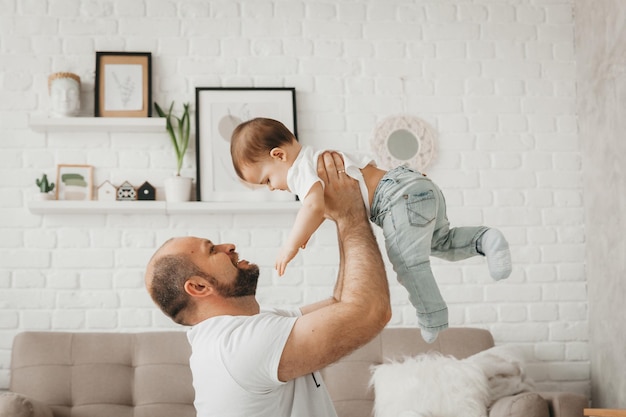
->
[195,87,297,202]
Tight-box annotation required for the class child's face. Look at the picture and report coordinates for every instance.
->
[240,158,290,192]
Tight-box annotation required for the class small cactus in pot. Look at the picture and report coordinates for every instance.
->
[35,173,55,200]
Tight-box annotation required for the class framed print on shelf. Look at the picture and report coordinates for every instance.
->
[195,87,297,202]
[56,164,94,201]
[94,51,152,117]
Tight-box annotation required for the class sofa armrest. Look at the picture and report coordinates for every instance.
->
[539,391,588,417]
[0,392,54,417]
[489,392,550,417]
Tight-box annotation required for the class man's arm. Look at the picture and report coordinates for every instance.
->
[278,152,391,382]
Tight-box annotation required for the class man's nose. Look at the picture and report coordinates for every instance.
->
[216,243,235,253]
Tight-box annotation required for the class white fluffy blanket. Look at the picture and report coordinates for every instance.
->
[371,353,490,417]
[370,346,535,417]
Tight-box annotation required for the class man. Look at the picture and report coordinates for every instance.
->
[144,152,391,417]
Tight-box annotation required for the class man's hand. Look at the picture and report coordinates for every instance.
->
[316,151,367,222]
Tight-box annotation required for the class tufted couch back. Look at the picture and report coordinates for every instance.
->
[10,332,195,417]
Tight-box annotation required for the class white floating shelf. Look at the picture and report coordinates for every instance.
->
[165,201,300,214]
[27,200,300,215]
[29,115,166,133]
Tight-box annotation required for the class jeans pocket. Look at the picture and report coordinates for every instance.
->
[404,190,436,226]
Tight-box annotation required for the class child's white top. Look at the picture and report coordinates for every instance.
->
[287,146,375,216]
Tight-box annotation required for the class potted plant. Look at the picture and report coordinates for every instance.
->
[154,101,193,202]
[35,173,55,200]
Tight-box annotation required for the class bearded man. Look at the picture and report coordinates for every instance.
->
[144,152,391,417]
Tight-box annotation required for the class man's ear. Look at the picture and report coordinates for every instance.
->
[269,147,287,161]
[184,276,214,297]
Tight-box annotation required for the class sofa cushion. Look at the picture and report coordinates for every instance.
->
[371,353,490,417]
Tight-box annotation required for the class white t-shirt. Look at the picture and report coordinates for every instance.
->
[187,309,338,417]
[287,146,375,215]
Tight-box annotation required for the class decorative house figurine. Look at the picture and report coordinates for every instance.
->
[97,180,117,201]
[116,181,137,201]
[137,181,156,201]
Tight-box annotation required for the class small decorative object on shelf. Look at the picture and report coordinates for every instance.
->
[116,181,137,201]
[137,181,156,201]
[56,164,93,201]
[155,101,193,202]
[48,72,81,117]
[94,52,152,118]
[97,180,117,201]
[34,173,55,200]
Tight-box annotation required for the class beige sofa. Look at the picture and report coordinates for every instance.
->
[1,328,587,417]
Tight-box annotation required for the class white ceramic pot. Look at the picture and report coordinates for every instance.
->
[164,176,193,202]
[33,193,55,201]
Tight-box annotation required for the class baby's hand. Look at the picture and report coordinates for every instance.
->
[275,246,300,276]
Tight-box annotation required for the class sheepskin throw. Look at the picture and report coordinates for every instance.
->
[371,353,490,417]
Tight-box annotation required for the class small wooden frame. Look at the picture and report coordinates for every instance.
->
[95,52,152,117]
[56,164,94,201]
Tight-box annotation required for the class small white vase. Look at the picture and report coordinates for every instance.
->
[164,176,193,202]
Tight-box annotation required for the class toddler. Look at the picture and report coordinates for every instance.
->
[230,118,512,343]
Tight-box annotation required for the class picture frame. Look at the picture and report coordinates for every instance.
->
[94,52,152,117]
[195,87,297,202]
[56,164,94,201]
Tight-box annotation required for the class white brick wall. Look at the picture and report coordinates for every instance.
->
[0,0,588,398]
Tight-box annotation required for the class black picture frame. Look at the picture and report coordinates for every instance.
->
[94,51,152,117]
[195,87,297,202]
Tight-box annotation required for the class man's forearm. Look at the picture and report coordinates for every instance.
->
[335,207,390,329]
[276,151,391,382]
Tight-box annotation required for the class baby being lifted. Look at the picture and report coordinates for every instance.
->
[230,118,511,343]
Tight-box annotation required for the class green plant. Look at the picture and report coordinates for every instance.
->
[35,173,55,193]
[154,101,191,176]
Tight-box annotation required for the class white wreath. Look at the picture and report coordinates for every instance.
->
[370,114,437,172]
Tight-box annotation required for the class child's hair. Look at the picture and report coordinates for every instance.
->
[230,117,295,180]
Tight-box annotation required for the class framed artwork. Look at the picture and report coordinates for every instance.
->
[195,87,297,202]
[94,52,152,117]
[56,164,94,201]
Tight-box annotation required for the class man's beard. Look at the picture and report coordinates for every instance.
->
[214,263,260,298]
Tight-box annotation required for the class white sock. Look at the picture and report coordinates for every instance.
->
[479,229,512,280]
[421,328,439,344]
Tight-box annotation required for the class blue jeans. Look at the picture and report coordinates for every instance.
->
[370,166,488,331]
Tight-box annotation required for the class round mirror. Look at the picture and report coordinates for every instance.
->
[371,114,436,171]
[387,129,419,161]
